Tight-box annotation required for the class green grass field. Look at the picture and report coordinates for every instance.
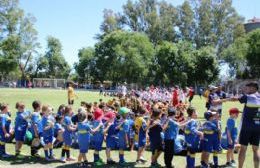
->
[0,88,254,168]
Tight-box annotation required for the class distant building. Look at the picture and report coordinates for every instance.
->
[244,17,260,33]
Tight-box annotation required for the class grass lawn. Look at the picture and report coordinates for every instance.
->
[0,88,254,168]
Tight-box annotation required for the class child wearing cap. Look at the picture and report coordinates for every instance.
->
[92,108,105,166]
[116,107,130,165]
[41,105,55,161]
[200,111,219,168]
[103,111,117,164]
[225,108,239,167]
[0,103,12,158]
[148,108,164,168]
[184,107,203,168]
[14,102,30,156]
[53,115,64,148]
[61,105,77,162]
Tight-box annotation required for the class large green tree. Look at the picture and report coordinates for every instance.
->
[44,36,70,78]
[94,30,154,84]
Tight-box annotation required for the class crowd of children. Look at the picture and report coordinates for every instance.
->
[0,89,240,168]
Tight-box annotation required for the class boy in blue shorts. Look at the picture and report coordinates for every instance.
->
[225,108,239,167]
[200,111,219,168]
[61,105,77,162]
[15,102,30,156]
[41,105,55,161]
[135,107,148,164]
[148,108,164,168]
[92,108,105,165]
[184,107,204,168]
[30,100,42,157]
[116,107,130,165]
[104,111,119,164]
[0,103,12,158]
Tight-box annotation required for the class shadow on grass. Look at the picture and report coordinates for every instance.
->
[1,155,62,165]
[56,162,137,168]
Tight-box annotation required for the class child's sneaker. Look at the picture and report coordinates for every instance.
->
[45,157,51,161]
[49,155,56,161]
[136,159,146,164]
[107,159,116,165]
[119,160,128,166]
[230,160,236,167]
[66,157,76,161]
[60,157,66,163]
[1,153,12,158]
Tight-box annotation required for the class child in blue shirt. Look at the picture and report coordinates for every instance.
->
[77,110,103,167]
[163,107,190,168]
[184,107,204,168]
[92,108,105,165]
[61,105,77,162]
[105,112,119,165]
[225,108,239,167]
[53,115,64,148]
[0,103,12,158]
[41,105,55,161]
[116,107,130,165]
[201,111,219,168]
[14,102,30,156]
[30,100,42,157]
[148,108,164,168]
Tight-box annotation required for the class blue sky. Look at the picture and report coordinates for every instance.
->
[19,0,260,66]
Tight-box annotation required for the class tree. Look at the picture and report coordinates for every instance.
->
[193,46,219,84]
[74,47,95,82]
[0,0,39,81]
[44,36,70,78]
[246,29,260,78]
[94,30,154,84]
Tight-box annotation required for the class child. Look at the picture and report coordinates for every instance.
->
[91,108,105,166]
[41,105,55,161]
[61,105,77,162]
[14,102,30,156]
[135,107,148,164]
[116,107,130,165]
[225,108,239,167]
[53,115,64,148]
[184,107,204,168]
[57,104,65,117]
[105,112,119,164]
[148,108,164,168]
[30,100,42,157]
[0,103,12,157]
[200,111,219,168]
[77,110,102,167]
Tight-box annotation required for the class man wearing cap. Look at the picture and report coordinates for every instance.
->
[232,82,260,168]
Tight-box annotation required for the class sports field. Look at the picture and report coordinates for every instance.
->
[0,88,253,168]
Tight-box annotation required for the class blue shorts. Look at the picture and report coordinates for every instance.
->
[201,137,214,153]
[79,143,89,153]
[119,138,126,150]
[63,131,73,146]
[92,139,103,151]
[43,136,53,144]
[138,137,146,148]
[106,136,118,149]
[0,134,7,144]
[15,130,26,142]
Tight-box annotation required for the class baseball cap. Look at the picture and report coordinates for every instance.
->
[229,108,240,115]
[93,108,103,121]
[118,107,130,115]
[204,111,217,120]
